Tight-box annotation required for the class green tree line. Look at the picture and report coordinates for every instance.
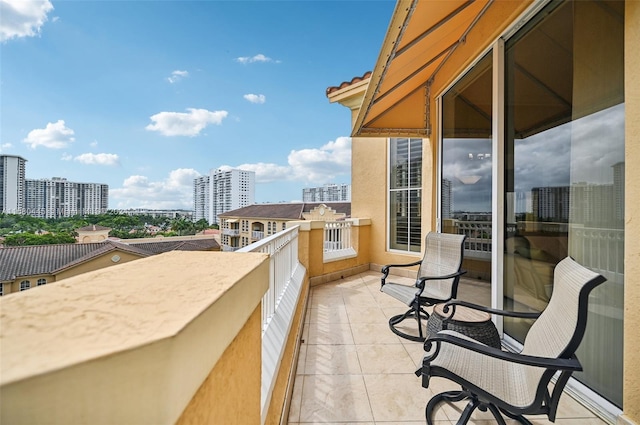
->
[0,212,213,246]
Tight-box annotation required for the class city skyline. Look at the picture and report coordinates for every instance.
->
[0,0,395,210]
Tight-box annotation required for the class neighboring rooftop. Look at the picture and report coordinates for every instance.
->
[219,202,351,220]
[0,238,219,282]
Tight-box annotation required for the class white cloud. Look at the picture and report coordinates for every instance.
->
[287,136,351,182]
[110,168,201,209]
[167,69,189,84]
[235,53,279,64]
[222,136,352,184]
[90,140,98,147]
[0,142,12,152]
[61,153,72,161]
[243,93,266,104]
[23,120,75,149]
[0,0,54,42]
[74,153,120,166]
[221,163,292,183]
[145,108,228,137]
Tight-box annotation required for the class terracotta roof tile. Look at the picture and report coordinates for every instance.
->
[218,202,350,220]
[0,238,219,282]
[326,71,372,96]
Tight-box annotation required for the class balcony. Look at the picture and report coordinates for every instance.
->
[0,218,609,424]
[222,228,240,236]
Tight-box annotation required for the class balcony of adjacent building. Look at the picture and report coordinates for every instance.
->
[0,217,620,425]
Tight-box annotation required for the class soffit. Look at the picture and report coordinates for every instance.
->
[353,0,493,137]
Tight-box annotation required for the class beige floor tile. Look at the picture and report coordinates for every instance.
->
[306,322,354,345]
[350,322,404,345]
[307,304,350,324]
[363,373,445,422]
[356,343,417,375]
[345,305,388,324]
[298,374,374,423]
[308,293,343,308]
[304,344,361,375]
[288,272,608,425]
[287,374,304,423]
[296,343,307,375]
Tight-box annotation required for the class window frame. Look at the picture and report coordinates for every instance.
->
[387,137,423,253]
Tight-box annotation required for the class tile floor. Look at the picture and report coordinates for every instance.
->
[286,271,608,425]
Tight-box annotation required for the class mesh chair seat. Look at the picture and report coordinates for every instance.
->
[430,330,543,408]
[380,232,467,342]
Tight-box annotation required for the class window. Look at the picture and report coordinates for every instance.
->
[37,278,47,286]
[440,52,493,274]
[389,138,422,252]
[20,280,31,291]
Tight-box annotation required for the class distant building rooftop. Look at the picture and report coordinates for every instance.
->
[218,202,350,220]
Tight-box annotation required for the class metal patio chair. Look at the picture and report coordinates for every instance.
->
[380,232,467,342]
[418,256,606,425]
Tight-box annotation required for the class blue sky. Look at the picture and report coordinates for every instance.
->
[0,0,394,210]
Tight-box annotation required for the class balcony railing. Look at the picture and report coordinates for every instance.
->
[238,225,305,424]
[252,230,265,240]
[323,220,356,262]
[222,228,240,236]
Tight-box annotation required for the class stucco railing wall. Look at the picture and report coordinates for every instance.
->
[0,251,269,425]
[291,218,371,287]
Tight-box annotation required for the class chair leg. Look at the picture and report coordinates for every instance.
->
[426,390,472,425]
[499,407,534,425]
[388,307,430,342]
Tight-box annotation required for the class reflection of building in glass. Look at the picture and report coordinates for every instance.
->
[441,178,452,218]
[532,186,570,222]
[515,190,531,215]
[570,183,616,228]
[613,162,625,223]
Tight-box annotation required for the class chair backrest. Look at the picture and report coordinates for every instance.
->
[521,256,606,359]
[416,232,466,295]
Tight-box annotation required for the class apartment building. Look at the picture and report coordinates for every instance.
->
[0,154,27,214]
[193,168,255,225]
[302,183,351,202]
[218,202,349,251]
[25,177,108,218]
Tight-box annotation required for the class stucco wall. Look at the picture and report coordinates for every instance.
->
[623,2,639,423]
[176,305,262,425]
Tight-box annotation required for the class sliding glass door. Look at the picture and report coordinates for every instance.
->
[440,0,624,409]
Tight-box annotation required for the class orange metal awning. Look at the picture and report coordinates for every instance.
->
[353,0,492,137]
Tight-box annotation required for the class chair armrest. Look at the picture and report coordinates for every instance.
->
[415,270,467,290]
[381,260,423,286]
[423,333,582,371]
[442,299,541,320]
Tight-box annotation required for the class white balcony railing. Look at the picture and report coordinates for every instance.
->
[323,220,356,262]
[237,226,305,424]
[222,228,240,236]
[252,230,265,240]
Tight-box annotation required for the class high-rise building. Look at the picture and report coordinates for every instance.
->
[25,178,109,218]
[193,175,210,223]
[193,168,255,225]
[302,183,351,202]
[0,154,27,214]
